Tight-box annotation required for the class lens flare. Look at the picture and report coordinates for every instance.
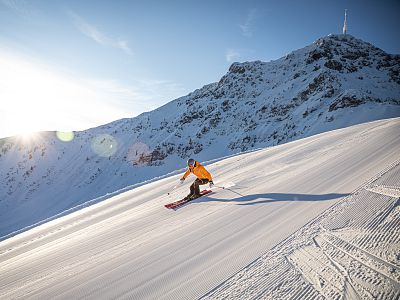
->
[56,131,74,142]
[91,134,118,157]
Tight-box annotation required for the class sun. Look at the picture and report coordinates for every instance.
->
[18,131,39,143]
[5,103,48,140]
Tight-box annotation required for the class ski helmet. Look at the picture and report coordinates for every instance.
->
[187,158,195,167]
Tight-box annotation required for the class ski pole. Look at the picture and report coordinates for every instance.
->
[167,184,179,196]
[214,184,225,189]
[214,184,243,197]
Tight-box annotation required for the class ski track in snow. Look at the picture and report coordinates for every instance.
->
[0,118,399,299]
[202,158,400,300]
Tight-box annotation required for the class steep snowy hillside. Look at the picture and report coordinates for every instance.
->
[1,34,399,238]
[0,119,399,299]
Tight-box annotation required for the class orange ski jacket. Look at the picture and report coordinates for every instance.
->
[181,161,213,181]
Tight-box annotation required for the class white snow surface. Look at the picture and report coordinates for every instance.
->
[0,118,399,299]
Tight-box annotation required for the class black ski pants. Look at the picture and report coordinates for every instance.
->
[190,178,210,196]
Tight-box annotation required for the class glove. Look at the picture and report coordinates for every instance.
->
[209,181,214,188]
[180,178,185,184]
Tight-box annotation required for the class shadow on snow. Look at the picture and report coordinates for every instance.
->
[195,192,350,206]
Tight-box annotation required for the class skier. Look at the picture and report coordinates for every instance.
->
[180,158,213,200]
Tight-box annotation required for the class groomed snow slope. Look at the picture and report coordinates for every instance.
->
[0,118,399,299]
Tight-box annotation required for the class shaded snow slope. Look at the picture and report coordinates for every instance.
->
[0,118,399,299]
[1,34,399,238]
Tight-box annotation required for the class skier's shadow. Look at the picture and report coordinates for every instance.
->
[196,192,350,205]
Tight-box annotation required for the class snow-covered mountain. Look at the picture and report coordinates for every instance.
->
[1,34,399,237]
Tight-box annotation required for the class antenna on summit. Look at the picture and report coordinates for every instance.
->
[343,9,348,35]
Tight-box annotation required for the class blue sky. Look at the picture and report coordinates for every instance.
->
[1,0,399,138]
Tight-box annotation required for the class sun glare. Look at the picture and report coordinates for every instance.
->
[16,131,39,144]
[0,50,128,139]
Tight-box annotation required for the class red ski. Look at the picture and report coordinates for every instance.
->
[165,190,212,210]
